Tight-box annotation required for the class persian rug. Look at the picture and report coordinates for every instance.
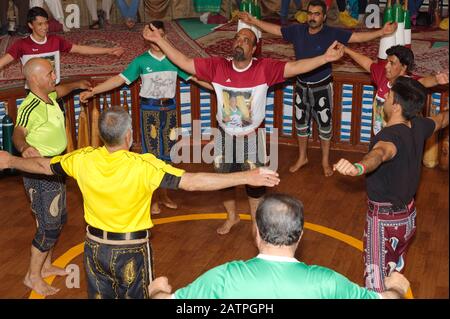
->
[0,20,208,88]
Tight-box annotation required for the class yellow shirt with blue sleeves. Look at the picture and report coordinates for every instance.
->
[15,91,67,156]
[50,146,185,232]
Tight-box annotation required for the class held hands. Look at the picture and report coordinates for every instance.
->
[238,11,257,25]
[109,47,125,57]
[0,151,12,169]
[382,22,397,36]
[333,158,359,176]
[384,272,410,297]
[80,90,94,103]
[21,145,41,158]
[76,79,92,91]
[435,69,449,85]
[148,276,172,298]
[247,167,280,187]
[143,24,163,43]
[324,41,344,63]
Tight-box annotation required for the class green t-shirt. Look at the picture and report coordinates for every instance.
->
[15,91,67,157]
[120,50,191,99]
[175,254,380,299]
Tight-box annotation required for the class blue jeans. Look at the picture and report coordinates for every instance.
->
[280,0,302,19]
[116,0,140,21]
[84,237,153,299]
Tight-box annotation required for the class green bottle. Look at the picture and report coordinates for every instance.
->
[240,0,249,12]
[2,102,15,174]
[393,0,404,23]
[254,0,261,19]
[383,0,394,25]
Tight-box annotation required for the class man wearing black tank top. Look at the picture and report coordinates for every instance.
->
[333,76,448,293]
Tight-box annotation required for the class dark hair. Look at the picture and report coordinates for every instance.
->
[99,106,132,146]
[386,45,415,72]
[27,6,49,25]
[148,20,165,32]
[391,76,427,120]
[256,194,304,246]
[307,0,327,15]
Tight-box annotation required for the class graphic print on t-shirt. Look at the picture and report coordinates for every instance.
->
[222,90,253,128]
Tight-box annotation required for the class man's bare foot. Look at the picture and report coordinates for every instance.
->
[41,265,68,278]
[24,273,60,296]
[216,217,240,235]
[151,202,161,215]
[322,163,334,177]
[161,197,177,209]
[289,157,308,173]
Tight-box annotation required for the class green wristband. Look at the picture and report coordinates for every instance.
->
[354,163,364,176]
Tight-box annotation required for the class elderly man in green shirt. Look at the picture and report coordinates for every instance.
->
[149,194,410,299]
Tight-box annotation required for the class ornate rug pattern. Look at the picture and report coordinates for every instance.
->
[0,21,208,87]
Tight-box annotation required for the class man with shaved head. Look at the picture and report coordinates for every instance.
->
[143,25,344,235]
[13,57,89,296]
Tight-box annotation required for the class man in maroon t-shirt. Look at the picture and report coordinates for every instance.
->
[344,45,448,135]
[0,6,124,85]
[142,24,344,235]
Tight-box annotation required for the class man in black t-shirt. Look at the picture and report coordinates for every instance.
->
[333,77,448,293]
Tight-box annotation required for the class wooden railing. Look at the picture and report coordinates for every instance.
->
[0,72,448,157]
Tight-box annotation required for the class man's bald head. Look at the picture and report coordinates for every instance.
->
[23,58,56,93]
[23,58,51,80]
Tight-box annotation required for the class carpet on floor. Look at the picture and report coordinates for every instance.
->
[0,20,208,88]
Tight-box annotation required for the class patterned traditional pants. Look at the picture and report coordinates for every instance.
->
[84,237,153,299]
[23,174,67,252]
[140,99,177,162]
[364,198,416,292]
[294,79,333,140]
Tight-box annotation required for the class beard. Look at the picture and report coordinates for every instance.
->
[233,47,246,61]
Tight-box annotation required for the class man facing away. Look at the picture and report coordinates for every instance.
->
[149,193,410,299]
[334,77,448,292]
[0,106,280,299]
[240,0,397,176]
[142,22,345,235]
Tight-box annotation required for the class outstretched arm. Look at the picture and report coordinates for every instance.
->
[379,272,410,299]
[70,44,124,57]
[238,11,282,36]
[190,76,214,91]
[12,126,41,157]
[418,69,449,88]
[178,167,280,191]
[80,75,126,103]
[430,110,449,133]
[344,46,374,73]
[143,24,196,75]
[349,22,397,43]
[283,41,344,78]
[0,151,53,175]
[148,277,172,299]
[0,53,14,70]
[333,141,397,176]
[56,79,92,99]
